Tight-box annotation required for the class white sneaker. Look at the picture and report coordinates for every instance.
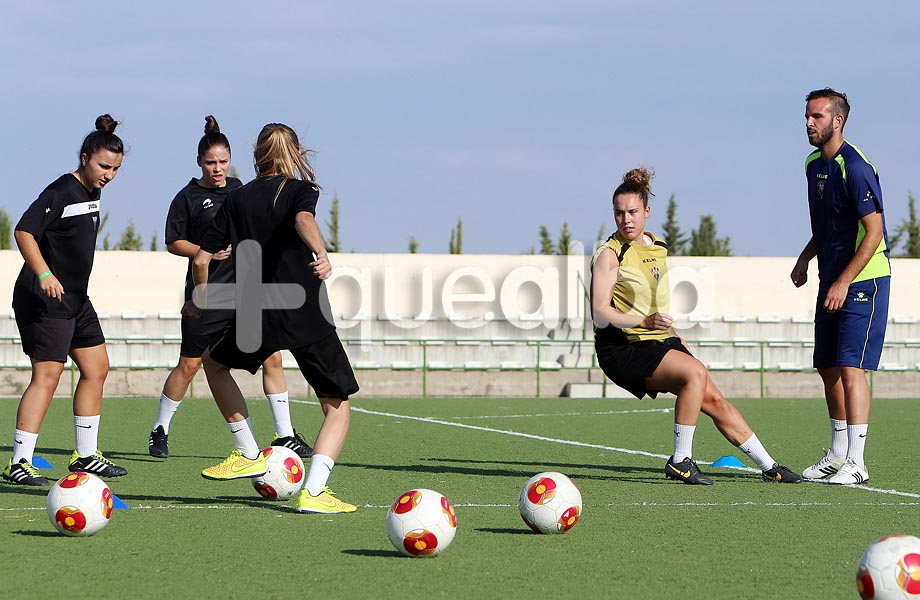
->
[827,458,869,485]
[802,450,845,480]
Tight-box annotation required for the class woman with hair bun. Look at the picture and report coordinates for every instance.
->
[148,116,312,461]
[185,122,359,514]
[591,167,802,486]
[3,115,128,486]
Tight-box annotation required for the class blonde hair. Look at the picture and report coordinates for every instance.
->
[253,123,315,182]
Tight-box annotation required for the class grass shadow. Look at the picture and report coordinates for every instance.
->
[341,549,403,558]
[11,530,61,537]
[475,527,534,535]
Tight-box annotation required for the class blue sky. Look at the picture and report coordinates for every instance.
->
[2,1,918,256]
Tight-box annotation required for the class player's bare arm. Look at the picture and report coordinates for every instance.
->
[295,210,331,280]
[14,229,64,302]
[182,248,215,318]
[590,247,671,331]
[791,238,816,288]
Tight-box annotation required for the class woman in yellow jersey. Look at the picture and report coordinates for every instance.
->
[591,167,802,486]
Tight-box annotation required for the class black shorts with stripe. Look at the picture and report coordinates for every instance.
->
[208,330,359,399]
[180,308,234,358]
[595,336,691,399]
[15,298,106,363]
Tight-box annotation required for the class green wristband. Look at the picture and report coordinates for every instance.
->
[37,271,52,280]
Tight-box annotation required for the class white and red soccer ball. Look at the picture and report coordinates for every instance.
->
[518,471,582,534]
[857,535,920,599]
[46,472,113,537]
[386,489,457,557]
[251,446,305,500]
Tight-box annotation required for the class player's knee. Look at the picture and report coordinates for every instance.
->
[202,354,227,376]
[31,365,65,390]
[177,359,201,380]
[687,361,708,388]
[80,361,109,384]
[262,353,283,371]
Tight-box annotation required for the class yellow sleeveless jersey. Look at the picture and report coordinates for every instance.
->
[591,232,671,343]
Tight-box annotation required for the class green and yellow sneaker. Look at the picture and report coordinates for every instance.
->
[296,487,357,514]
[3,458,50,486]
[201,450,266,481]
[69,450,128,478]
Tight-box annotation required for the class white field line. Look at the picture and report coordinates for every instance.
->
[447,408,673,420]
[6,500,920,513]
[298,400,920,501]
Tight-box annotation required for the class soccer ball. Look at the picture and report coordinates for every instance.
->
[251,446,305,500]
[857,535,920,599]
[518,471,582,534]
[386,489,458,557]
[46,472,113,537]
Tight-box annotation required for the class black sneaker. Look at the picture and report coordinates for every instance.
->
[271,430,313,458]
[665,456,713,485]
[2,458,50,486]
[69,451,128,478]
[149,426,169,458]
[762,463,804,483]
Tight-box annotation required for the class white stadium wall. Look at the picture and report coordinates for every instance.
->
[1,250,919,399]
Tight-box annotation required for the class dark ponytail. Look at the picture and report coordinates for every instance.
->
[198,115,231,160]
[78,114,124,163]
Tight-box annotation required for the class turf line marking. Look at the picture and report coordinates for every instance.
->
[448,408,673,420]
[292,400,920,500]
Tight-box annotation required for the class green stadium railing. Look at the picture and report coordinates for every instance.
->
[0,336,917,399]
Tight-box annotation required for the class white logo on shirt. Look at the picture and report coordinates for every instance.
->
[202,199,213,209]
[61,201,100,218]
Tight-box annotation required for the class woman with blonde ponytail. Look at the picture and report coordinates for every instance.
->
[148,116,313,462]
[590,167,802,487]
[184,123,359,514]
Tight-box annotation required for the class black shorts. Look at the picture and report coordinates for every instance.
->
[208,331,359,399]
[595,336,691,399]
[180,308,234,358]
[16,299,106,363]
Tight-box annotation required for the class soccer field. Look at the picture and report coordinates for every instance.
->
[2,394,918,600]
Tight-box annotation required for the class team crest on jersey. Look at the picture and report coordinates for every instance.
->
[817,179,825,199]
[651,266,660,282]
[202,199,213,209]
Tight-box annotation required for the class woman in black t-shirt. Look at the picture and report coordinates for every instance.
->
[184,123,359,514]
[147,116,312,461]
[3,115,129,486]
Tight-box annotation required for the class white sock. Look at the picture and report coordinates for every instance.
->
[74,415,100,458]
[12,429,38,464]
[153,392,181,434]
[738,433,776,471]
[846,424,868,465]
[305,454,335,496]
[267,392,294,438]
[830,418,848,458]
[673,424,696,463]
[227,419,260,459]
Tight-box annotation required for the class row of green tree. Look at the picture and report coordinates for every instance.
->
[2,193,920,256]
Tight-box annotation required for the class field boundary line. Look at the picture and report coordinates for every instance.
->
[292,399,920,500]
[447,408,673,420]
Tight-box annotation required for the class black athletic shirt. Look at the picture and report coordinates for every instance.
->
[165,177,242,301]
[198,176,335,348]
[13,174,102,319]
